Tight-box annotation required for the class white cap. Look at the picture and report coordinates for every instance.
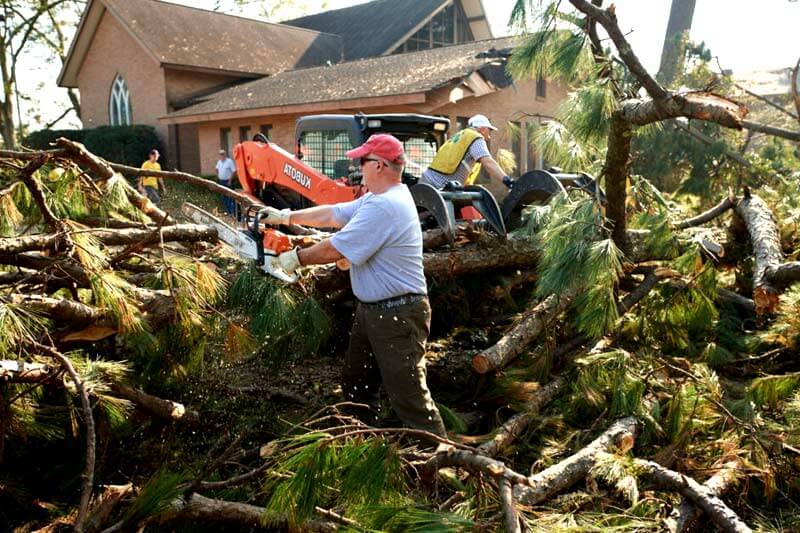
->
[468,114,498,131]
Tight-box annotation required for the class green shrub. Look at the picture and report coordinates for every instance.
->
[23,128,86,149]
[24,125,166,168]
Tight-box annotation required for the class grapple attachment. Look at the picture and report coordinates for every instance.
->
[501,169,605,230]
[410,182,506,243]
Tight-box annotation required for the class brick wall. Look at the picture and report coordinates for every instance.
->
[77,10,168,147]
[164,68,244,107]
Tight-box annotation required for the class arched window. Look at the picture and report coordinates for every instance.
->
[109,75,132,126]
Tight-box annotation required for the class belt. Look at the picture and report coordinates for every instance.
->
[360,293,426,309]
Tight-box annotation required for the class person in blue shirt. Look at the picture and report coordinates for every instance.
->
[261,134,446,437]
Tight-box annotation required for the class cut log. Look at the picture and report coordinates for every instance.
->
[114,493,336,533]
[666,460,742,533]
[7,293,104,327]
[109,383,199,424]
[478,375,569,457]
[0,360,55,383]
[633,458,751,533]
[472,268,665,376]
[472,292,574,374]
[733,192,783,314]
[313,234,540,294]
[513,416,639,505]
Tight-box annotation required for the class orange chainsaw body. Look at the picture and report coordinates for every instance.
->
[262,228,292,256]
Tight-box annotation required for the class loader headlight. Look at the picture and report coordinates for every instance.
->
[367,119,382,128]
[433,122,447,131]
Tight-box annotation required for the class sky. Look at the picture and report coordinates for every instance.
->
[15,0,800,131]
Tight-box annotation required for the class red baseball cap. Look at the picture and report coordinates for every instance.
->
[346,134,404,163]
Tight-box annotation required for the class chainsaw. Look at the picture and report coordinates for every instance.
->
[181,202,298,283]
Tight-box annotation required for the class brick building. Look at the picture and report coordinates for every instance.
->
[59,0,564,176]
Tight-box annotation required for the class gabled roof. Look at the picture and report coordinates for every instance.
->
[59,0,343,87]
[162,37,518,123]
[284,0,445,61]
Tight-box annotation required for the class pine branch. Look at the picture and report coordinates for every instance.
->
[741,119,800,142]
[110,161,260,211]
[477,375,569,457]
[567,0,668,100]
[632,457,751,533]
[105,493,337,533]
[54,138,172,224]
[499,478,521,533]
[29,341,95,533]
[472,291,575,374]
[666,460,742,533]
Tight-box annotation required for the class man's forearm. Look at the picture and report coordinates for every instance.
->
[297,239,344,265]
[481,157,507,183]
[289,205,344,228]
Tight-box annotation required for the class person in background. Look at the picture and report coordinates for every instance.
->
[421,114,513,190]
[216,149,237,216]
[138,149,165,205]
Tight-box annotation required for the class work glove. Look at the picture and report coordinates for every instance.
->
[277,248,301,275]
[262,206,291,226]
[502,176,514,190]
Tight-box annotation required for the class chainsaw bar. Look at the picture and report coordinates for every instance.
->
[181,202,298,283]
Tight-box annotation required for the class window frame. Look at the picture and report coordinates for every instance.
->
[109,74,132,126]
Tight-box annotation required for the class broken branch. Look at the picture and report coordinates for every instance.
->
[514,416,638,505]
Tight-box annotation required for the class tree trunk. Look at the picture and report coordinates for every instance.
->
[0,43,16,149]
[657,0,697,86]
[604,115,634,249]
[733,192,783,314]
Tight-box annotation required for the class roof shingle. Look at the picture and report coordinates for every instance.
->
[284,0,444,60]
[164,37,518,120]
[105,0,343,74]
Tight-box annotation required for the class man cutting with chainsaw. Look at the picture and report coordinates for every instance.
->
[421,114,513,190]
[261,134,447,437]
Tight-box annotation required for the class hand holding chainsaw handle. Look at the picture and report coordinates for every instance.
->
[260,206,291,226]
[277,248,301,275]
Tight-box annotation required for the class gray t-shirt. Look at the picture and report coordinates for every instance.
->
[330,184,427,303]
[421,135,491,188]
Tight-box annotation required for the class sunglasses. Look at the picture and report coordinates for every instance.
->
[360,157,381,167]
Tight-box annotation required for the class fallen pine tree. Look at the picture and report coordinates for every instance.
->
[5,1,800,528]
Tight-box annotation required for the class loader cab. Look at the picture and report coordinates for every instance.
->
[295,114,449,185]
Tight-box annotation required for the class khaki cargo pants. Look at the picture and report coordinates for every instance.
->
[343,296,446,437]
